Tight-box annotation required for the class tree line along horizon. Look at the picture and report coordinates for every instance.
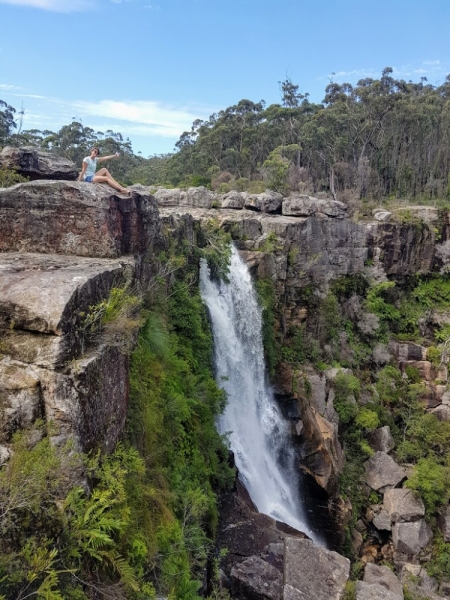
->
[1,67,450,203]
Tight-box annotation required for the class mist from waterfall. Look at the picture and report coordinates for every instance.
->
[200,246,321,544]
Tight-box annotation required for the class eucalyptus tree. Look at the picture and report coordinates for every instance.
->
[0,100,17,146]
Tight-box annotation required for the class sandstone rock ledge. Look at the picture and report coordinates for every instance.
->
[0,181,163,458]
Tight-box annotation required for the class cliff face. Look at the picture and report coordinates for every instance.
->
[1,181,445,469]
[160,199,441,494]
[0,181,163,459]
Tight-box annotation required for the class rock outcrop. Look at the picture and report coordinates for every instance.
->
[0,180,158,258]
[218,482,351,600]
[0,179,163,455]
[0,146,78,180]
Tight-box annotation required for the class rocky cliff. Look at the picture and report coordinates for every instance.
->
[0,180,163,457]
[2,150,450,599]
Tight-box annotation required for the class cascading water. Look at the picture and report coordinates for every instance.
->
[200,246,322,544]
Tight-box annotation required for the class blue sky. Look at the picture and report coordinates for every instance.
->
[1,0,450,157]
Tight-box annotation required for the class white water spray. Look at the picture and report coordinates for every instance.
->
[200,246,320,542]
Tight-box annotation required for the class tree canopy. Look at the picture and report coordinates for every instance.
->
[2,68,450,201]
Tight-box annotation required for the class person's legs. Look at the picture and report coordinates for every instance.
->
[93,174,129,194]
[95,168,129,191]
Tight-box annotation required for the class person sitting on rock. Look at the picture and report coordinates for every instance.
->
[78,147,130,195]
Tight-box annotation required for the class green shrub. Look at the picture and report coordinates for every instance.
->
[0,166,29,187]
[405,457,450,514]
[428,535,450,583]
[355,408,380,431]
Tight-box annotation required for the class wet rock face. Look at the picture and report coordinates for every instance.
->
[0,146,78,180]
[0,181,160,258]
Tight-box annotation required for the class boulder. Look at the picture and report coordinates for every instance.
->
[154,186,216,208]
[388,341,428,362]
[0,444,11,465]
[364,452,406,493]
[392,520,433,557]
[283,538,350,600]
[367,426,395,453]
[383,488,425,523]
[282,195,347,219]
[431,404,450,421]
[231,556,282,600]
[363,563,404,598]
[401,564,441,600]
[244,191,283,213]
[372,508,391,531]
[0,146,78,180]
[0,181,160,258]
[221,190,245,209]
[355,581,403,600]
[373,211,392,222]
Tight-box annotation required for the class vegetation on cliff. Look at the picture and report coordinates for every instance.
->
[272,270,450,586]
[0,236,234,599]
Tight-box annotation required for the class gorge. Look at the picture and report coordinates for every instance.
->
[2,147,450,599]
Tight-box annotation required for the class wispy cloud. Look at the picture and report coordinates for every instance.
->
[0,83,24,91]
[0,0,92,12]
[1,90,214,142]
[73,99,210,137]
[322,61,450,85]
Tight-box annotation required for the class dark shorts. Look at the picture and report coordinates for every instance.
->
[84,175,94,182]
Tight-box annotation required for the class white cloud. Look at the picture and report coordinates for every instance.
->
[0,83,24,91]
[73,99,208,137]
[0,0,92,12]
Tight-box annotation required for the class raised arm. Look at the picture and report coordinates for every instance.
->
[97,153,119,163]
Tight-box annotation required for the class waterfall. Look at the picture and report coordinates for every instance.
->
[200,246,321,544]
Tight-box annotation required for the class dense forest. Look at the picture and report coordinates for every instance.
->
[2,67,450,202]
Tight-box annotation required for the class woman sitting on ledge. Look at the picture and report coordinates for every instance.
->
[78,147,130,195]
